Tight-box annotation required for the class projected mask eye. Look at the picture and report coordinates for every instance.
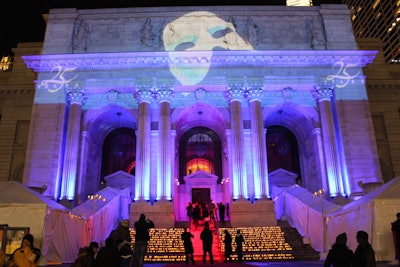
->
[163,11,253,85]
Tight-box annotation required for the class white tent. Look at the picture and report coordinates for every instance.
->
[273,184,342,252]
[72,187,131,247]
[0,181,90,265]
[327,176,400,261]
[276,178,400,261]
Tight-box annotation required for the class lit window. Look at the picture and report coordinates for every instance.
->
[186,158,215,175]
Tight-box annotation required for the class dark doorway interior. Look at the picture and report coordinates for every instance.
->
[192,188,210,204]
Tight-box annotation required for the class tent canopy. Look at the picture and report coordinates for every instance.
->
[327,176,400,261]
[0,181,69,211]
[0,181,89,265]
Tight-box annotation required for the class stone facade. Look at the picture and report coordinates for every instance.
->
[1,5,397,226]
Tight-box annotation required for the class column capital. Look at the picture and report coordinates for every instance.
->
[66,88,87,105]
[244,84,264,102]
[225,84,246,102]
[312,83,334,101]
[135,84,155,103]
[154,85,174,103]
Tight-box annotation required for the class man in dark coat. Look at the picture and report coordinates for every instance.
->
[181,228,195,265]
[200,222,214,264]
[223,230,233,262]
[235,229,244,262]
[134,213,154,267]
[109,220,131,244]
[218,203,225,223]
[389,212,400,265]
[353,230,376,267]
[324,232,353,267]
[94,237,120,267]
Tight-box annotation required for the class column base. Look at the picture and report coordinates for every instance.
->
[130,199,174,228]
[230,197,277,227]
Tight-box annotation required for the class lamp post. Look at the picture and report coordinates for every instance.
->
[313,189,328,259]
[88,193,106,213]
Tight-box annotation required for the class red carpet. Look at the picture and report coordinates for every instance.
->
[190,219,224,263]
[163,263,256,267]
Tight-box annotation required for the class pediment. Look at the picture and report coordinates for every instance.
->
[104,170,135,190]
[185,170,218,179]
[268,168,297,179]
[104,170,135,181]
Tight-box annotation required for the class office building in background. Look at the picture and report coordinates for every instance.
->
[341,0,400,63]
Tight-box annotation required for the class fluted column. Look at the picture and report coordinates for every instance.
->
[154,85,174,201]
[60,87,87,200]
[135,86,153,201]
[226,85,248,199]
[245,85,269,198]
[312,84,344,197]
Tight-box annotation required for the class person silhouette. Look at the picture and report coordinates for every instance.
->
[200,222,214,264]
[324,233,353,267]
[181,228,195,265]
[389,212,400,265]
[133,214,154,267]
[353,230,376,267]
[235,229,244,262]
[223,229,233,262]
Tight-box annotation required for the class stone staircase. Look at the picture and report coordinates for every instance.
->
[129,220,319,263]
[277,220,320,261]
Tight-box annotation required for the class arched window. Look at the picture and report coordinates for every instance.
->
[179,127,222,184]
[101,127,136,184]
[266,126,301,182]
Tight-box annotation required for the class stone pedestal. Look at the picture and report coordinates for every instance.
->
[130,199,174,228]
[230,197,277,227]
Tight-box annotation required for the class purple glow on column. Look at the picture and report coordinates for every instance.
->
[226,130,240,199]
[134,182,141,201]
[156,150,162,200]
[326,168,339,197]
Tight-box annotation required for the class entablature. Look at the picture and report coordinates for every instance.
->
[23,50,378,73]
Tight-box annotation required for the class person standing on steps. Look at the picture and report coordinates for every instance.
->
[133,213,154,267]
[218,203,225,224]
[235,229,244,263]
[181,228,195,265]
[223,230,233,263]
[200,222,214,264]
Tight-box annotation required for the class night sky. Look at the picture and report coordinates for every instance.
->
[0,0,343,56]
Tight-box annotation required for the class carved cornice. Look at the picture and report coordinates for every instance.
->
[22,50,378,72]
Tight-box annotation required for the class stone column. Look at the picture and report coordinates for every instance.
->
[246,85,269,198]
[312,84,344,197]
[226,85,248,199]
[154,85,174,201]
[60,87,87,201]
[134,86,153,201]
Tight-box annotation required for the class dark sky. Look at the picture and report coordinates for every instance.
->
[0,0,342,56]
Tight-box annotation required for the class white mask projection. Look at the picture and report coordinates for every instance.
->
[163,11,253,85]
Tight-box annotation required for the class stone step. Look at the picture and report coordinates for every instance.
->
[128,220,319,262]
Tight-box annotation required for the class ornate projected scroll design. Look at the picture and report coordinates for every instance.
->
[326,59,361,88]
[38,64,78,93]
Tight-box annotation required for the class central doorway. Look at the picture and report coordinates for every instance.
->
[192,188,210,204]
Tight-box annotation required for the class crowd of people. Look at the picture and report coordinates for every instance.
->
[69,214,154,267]
[2,211,399,267]
[186,200,229,228]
